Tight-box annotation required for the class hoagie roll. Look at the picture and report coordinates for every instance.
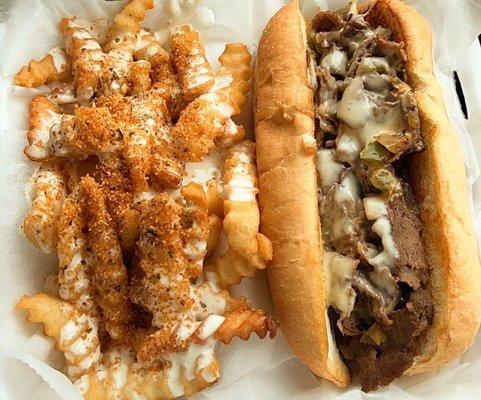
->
[254,0,481,391]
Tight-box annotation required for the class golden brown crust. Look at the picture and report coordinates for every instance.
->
[366,0,481,374]
[254,0,350,387]
[255,0,481,385]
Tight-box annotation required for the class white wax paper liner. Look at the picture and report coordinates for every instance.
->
[1,1,481,399]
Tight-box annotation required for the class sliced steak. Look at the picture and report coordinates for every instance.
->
[388,186,430,286]
[339,288,433,392]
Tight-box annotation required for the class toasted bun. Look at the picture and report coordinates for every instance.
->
[255,0,481,386]
[365,0,481,374]
[254,0,350,387]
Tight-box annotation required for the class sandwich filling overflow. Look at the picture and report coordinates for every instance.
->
[309,1,433,391]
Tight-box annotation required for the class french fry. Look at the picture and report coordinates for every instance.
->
[151,68,185,122]
[215,305,278,344]
[169,24,215,101]
[206,179,224,216]
[94,153,141,251]
[50,87,169,162]
[207,141,273,287]
[171,96,225,161]
[25,96,62,161]
[80,176,134,340]
[206,214,222,256]
[57,193,98,315]
[16,293,101,379]
[171,44,253,161]
[133,29,168,61]
[75,345,220,400]
[180,183,209,278]
[101,0,155,95]
[60,17,104,101]
[122,125,152,195]
[215,43,253,114]
[133,29,185,119]
[131,88,183,189]
[22,162,67,254]
[127,60,152,95]
[105,0,155,52]
[50,106,121,159]
[213,43,253,148]
[223,141,270,266]
[14,47,70,88]
[132,29,185,119]
[208,248,258,287]
[131,193,192,329]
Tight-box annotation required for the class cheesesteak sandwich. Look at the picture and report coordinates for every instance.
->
[254,0,481,391]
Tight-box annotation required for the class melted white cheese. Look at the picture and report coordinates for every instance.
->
[323,251,358,316]
[337,77,373,129]
[317,149,345,193]
[363,196,399,268]
[321,47,348,76]
[356,57,390,75]
[335,131,360,164]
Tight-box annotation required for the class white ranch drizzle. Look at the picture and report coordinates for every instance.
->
[48,47,69,73]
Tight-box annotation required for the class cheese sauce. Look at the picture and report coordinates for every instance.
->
[323,251,357,315]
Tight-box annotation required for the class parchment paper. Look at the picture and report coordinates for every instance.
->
[1,1,481,399]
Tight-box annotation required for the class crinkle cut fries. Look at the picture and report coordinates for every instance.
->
[14,1,277,398]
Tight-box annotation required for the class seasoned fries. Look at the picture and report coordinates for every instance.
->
[171,43,252,161]
[133,29,186,120]
[105,0,154,49]
[130,192,192,331]
[80,176,134,340]
[94,153,141,250]
[22,161,67,254]
[14,47,70,88]
[169,24,215,101]
[25,96,62,161]
[216,303,278,344]
[180,182,209,277]
[60,17,104,101]
[76,347,220,399]
[208,141,273,287]
[15,3,275,399]
[16,293,101,379]
[57,193,98,315]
